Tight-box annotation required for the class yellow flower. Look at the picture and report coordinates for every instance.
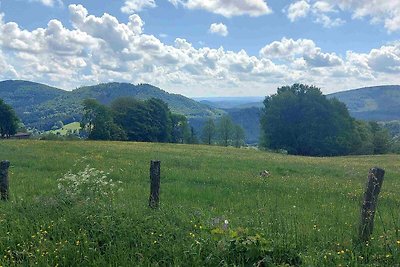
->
[396,240,400,245]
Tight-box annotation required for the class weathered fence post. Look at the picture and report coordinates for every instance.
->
[0,160,10,201]
[359,167,385,242]
[149,160,161,209]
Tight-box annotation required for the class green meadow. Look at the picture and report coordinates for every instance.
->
[46,122,81,136]
[0,140,399,266]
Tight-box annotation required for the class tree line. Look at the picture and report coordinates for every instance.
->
[0,86,393,157]
[201,115,245,147]
[80,97,246,146]
[80,98,197,143]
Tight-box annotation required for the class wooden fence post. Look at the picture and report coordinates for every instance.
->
[149,160,161,209]
[359,167,385,242]
[0,160,10,201]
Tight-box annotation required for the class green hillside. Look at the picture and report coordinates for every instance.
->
[0,80,219,131]
[328,85,400,121]
[197,86,400,144]
[0,140,399,265]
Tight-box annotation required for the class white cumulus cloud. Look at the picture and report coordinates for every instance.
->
[0,4,400,96]
[287,0,310,22]
[121,0,156,14]
[169,0,272,17]
[286,0,345,28]
[287,0,400,32]
[259,37,343,67]
[209,23,228,37]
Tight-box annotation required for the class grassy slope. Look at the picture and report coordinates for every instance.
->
[0,140,399,265]
[46,122,81,135]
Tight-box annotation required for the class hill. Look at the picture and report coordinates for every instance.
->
[0,80,219,130]
[328,85,400,121]
[0,140,399,265]
[195,86,400,144]
[194,96,264,109]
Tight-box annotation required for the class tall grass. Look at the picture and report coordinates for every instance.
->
[0,140,399,266]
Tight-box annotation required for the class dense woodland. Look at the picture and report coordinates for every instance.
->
[79,97,246,147]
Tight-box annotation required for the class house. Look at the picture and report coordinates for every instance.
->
[10,133,32,139]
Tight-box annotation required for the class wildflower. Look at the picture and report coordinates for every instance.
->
[397,240,400,245]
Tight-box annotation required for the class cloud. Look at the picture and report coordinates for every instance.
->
[286,0,345,28]
[0,4,400,96]
[30,0,63,7]
[287,0,400,32]
[287,0,310,22]
[260,37,343,68]
[169,0,272,17]
[121,0,156,14]
[332,0,400,32]
[367,44,400,73]
[209,23,228,37]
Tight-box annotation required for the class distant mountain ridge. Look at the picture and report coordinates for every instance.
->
[327,85,400,121]
[0,80,219,131]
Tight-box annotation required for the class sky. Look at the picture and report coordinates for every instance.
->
[0,0,400,97]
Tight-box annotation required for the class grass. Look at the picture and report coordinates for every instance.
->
[46,122,81,136]
[0,140,399,266]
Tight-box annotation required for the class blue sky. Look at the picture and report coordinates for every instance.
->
[0,0,400,96]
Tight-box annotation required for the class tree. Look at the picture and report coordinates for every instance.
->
[352,120,374,155]
[146,98,172,142]
[81,99,126,140]
[369,122,390,154]
[111,97,172,142]
[187,126,199,144]
[217,115,234,146]
[260,84,359,156]
[201,117,216,145]
[170,113,190,144]
[233,124,245,148]
[0,99,19,138]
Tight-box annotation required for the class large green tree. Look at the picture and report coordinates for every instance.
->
[0,99,19,138]
[81,99,126,141]
[260,84,359,156]
[111,97,173,143]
